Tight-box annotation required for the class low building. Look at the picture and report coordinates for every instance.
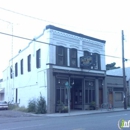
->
[107,67,130,106]
[2,25,124,113]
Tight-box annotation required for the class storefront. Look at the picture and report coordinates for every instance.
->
[53,68,106,112]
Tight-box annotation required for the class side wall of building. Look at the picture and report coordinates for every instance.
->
[3,29,51,107]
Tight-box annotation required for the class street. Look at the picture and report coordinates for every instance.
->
[0,110,130,130]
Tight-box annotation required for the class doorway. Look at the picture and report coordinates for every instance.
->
[70,78,83,110]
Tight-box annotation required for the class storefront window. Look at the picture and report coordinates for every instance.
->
[56,78,68,105]
[85,81,95,104]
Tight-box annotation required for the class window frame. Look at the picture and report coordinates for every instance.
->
[93,53,101,70]
[20,59,23,75]
[27,54,31,72]
[36,49,41,68]
[69,48,77,67]
[56,46,67,66]
[15,62,18,77]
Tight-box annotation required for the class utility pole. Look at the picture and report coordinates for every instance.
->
[122,30,127,110]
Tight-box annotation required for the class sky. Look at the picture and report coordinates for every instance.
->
[0,0,130,78]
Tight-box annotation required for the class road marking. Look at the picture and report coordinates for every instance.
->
[107,114,127,117]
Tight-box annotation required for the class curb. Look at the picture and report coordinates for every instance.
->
[45,109,130,117]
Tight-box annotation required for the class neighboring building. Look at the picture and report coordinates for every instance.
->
[0,79,4,101]
[107,67,130,106]
[2,25,124,113]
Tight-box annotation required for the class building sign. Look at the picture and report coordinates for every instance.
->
[80,56,93,68]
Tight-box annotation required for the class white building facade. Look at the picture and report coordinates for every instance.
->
[3,25,124,113]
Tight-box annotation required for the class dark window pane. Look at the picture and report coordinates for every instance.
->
[27,54,31,72]
[92,90,95,102]
[74,90,78,104]
[58,56,63,65]
[92,53,100,70]
[56,89,60,104]
[56,46,67,66]
[21,59,23,74]
[10,67,13,79]
[15,63,18,77]
[89,90,91,103]
[58,47,63,56]
[71,49,77,58]
[70,49,77,67]
[85,90,88,103]
[36,49,41,68]
[61,89,64,103]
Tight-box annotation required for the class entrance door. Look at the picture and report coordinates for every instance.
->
[70,78,83,110]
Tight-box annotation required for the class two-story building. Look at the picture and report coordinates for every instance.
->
[2,25,124,113]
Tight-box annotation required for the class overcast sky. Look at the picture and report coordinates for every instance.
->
[0,0,130,78]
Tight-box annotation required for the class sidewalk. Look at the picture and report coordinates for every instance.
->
[45,107,130,117]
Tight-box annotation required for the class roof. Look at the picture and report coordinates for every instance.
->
[106,67,130,81]
[46,25,106,43]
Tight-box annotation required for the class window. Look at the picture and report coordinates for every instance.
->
[115,92,123,101]
[70,48,77,67]
[10,66,13,79]
[36,49,41,68]
[20,59,23,74]
[56,46,67,66]
[56,78,68,106]
[27,54,31,72]
[85,81,95,104]
[15,63,18,77]
[92,53,101,70]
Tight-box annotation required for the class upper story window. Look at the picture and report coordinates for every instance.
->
[36,49,41,68]
[56,46,67,66]
[70,48,77,67]
[27,54,31,72]
[20,59,23,75]
[92,53,101,70]
[10,66,13,79]
[15,62,18,77]
[83,51,101,70]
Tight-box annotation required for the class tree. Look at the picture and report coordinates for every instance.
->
[106,62,120,70]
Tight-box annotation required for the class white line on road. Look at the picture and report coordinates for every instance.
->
[107,114,127,117]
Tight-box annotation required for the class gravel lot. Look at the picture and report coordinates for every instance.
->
[0,110,36,117]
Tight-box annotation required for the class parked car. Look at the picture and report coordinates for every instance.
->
[0,101,8,110]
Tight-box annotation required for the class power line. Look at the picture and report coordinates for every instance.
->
[0,6,119,34]
[0,31,129,60]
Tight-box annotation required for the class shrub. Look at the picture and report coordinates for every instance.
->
[36,94,47,114]
[27,98,37,113]
[27,94,47,114]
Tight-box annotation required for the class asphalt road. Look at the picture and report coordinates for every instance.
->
[0,110,130,130]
